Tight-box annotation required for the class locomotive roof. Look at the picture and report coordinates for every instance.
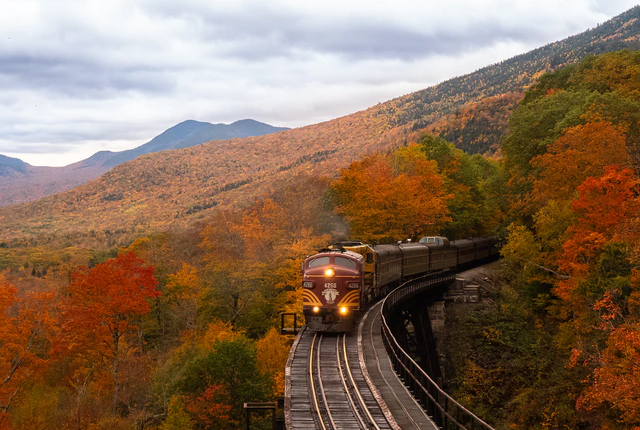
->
[308,249,365,262]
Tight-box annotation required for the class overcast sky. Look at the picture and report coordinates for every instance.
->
[1,1,638,167]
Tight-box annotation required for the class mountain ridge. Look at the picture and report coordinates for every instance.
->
[0,119,288,206]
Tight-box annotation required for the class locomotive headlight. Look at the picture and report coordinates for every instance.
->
[347,282,359,289]
[339,307,348,315]
[313,306,320,313]
[324,268,335,277]
[302,281,314,288]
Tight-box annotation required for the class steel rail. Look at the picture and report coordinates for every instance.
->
[335,335,368,429]
[341,334,382,430]
[309,333,329,430]
[357,305,401,430]
[366,304,427,429]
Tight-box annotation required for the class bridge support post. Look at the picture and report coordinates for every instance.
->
[409,295,442,382]
[280,312,300,335]
[388,295,442,382]
[243,401,281,430]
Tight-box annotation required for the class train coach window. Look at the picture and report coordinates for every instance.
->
[308,256,330,267]
[419,237,438,244]
[334,256,357,269]
[419,236,448,246]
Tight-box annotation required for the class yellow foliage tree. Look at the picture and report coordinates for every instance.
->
[256,328,291,396]
[332,147,452,242]
[166,263,202,336]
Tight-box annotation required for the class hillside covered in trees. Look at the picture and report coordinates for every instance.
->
[0,133,503,430]
[3,49,640,429]
[2,7,640,250]
[442,49,640,429]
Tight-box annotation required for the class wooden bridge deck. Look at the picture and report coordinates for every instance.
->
[358,301,438,430]
[285,327,316,429]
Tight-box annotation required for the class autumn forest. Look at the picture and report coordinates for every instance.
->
[4,38,640,430]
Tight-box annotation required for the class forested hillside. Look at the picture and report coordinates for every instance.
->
[392,5,640,151]
[0,108,403,252]
[442,49,640,429]
[3,7,640,250]
[4,49,640,429]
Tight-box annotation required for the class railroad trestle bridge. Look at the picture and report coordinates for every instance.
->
[284,271,495,430]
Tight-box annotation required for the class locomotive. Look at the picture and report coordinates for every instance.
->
[301,237,498,332]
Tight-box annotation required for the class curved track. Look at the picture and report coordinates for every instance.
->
[287,266,496,430]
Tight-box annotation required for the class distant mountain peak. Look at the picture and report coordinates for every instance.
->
[98,119,289,168]
[0,154,30,176]
[0,119,289,206]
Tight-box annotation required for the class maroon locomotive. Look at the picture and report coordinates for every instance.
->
[302,238,499,332]
[301,248,364,332]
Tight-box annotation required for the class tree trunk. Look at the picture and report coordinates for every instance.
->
[112,327,120,415]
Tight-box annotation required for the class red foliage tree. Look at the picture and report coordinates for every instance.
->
[554,166,640,425]
[556,166,639,300]
[185,384,232,429]
[56,252,159,414]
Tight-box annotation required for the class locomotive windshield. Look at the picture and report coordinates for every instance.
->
[308,256,330,267]
[334,256,357,269]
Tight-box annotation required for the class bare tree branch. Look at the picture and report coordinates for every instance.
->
[517,257,571,279]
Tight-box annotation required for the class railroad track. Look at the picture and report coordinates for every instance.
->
[288,328,393,429]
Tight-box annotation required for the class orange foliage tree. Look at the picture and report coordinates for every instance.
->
[574,272,640,428]
[199,177,333,333]
[55,252,159,415]
[551,166,640,426]
[556,166,639,300]
[166,262,202,336]
[531,120,630,203]
[0,275,53,430]
[578,318,640,426]
[332,146,452,242]
[256,327,290,397]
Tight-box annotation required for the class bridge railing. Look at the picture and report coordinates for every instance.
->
[380,274,495,430]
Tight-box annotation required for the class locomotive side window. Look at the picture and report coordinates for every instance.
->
[308,256,330,267]
[334,257,357,269]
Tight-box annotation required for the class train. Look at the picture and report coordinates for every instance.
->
[301,236,499,332]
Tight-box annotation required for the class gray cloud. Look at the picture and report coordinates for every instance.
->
[150,4,551,61]
[0,0,637,166]
[0,54,176,97]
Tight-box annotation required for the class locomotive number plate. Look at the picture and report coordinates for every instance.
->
[324,283,337,288]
